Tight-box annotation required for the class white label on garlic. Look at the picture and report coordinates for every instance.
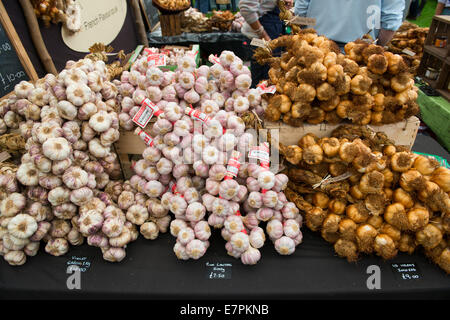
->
[208,54,221,65]
[257,82,276,94]
[289,16,316,26]
[147,53,167,66]
[132,105,154,128]
[136,129,154,146]
[248,145,270,162]
[313,172,353,189]
[402,48,416,56]
[250,38,268,48]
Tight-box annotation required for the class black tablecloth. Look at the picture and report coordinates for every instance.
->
[1,133,449,299]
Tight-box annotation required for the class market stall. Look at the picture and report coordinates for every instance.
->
[0,0,449,301]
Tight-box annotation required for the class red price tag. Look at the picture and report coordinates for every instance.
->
[136,129,154,146]
[147,54,167,66]
[185,106,210,124]
[132,98,163,128]
[257,82,276,94]
[225,151,241,179]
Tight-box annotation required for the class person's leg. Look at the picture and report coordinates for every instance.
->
[407,0,419,19]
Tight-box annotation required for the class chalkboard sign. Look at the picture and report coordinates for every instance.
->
[0,1,38,99]
[142,0,160,31]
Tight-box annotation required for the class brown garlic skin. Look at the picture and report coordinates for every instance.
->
[384,202,409,231]
[346,203,369,223]
[305,207,326,232]
[393,188,414,209]
[390,152,414,172]
[334,239,358,262]
[374,234,397,260]
[430,167,450,192]
[413,155,439,176]
[312,192,330,209]
[407,207,429,232]
[356,224,378,253]
[415,224,443,249]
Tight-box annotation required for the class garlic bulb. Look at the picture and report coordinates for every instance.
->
[7,214,38,239]
[42,137,71,161]
[16,162,39,186]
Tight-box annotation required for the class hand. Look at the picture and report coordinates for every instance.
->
[262,31,271,42]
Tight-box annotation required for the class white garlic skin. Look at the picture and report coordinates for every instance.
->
[194,221,211,241]
[4,250,26,266]
[274,236,296,255]
[266,219,284,240]
[24,241,40,256]
[7,214,38,239]
[173,241,190,260]
[241,247,261,265]
[126,205,148,225]
[42,137,71,161]
[140,221,159,240]
[230,232,250,253]
[103,247,126,263]
[0,193,26,217]
[177,227,195,246]
[45,238,69,256]
[170,219,188,237]
[16,162,39,186]
[186,239,207,260]
[249,227,266,249]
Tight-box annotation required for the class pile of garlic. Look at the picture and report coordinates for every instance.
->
[0,58,129,265]
[281,129,450,273]
[117,49,264,133]
[119,50,303,264]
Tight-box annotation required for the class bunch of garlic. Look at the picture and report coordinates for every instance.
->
[117,49,264,132]
[255,30,419,126]
[281,129,450,273]
[0,58,125,265]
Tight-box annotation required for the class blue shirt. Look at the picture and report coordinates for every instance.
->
[294,0,405,43]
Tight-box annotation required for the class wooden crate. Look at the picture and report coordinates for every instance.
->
[114,130,149,179]
[418,15,450,101]
[159,12,182,36]
[264,116,420,150]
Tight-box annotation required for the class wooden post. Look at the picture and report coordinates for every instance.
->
[130,0,149,47]
[18,0,57,75]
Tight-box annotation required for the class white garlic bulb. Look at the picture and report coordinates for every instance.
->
[42,137,71,161]
[7,214,38,239]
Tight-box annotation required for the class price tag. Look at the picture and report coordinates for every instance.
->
[391,263,422,281]
[402,48,416,56]
[288,16,316,26]
[185,106,210,124]
[206,262,232,280]
[136,129,154,146]
[248,144,270,162]
[250,38,268,48]
[208,54,221,65]
[257,82,276,94]
[147,53,167,66]
[66,256,91,273]
[132,98,163,128]
[225,151,241,179]
[144,47,159,55]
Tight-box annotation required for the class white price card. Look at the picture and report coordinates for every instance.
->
[402,48,416,56]
[289,16,316,26]
[250,38,268,48]
[257,82,277,94]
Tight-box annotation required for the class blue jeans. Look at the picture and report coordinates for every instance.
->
[250,8,284,86]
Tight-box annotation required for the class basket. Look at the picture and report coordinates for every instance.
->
[216,0,231,4]
[159,12,182,36]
